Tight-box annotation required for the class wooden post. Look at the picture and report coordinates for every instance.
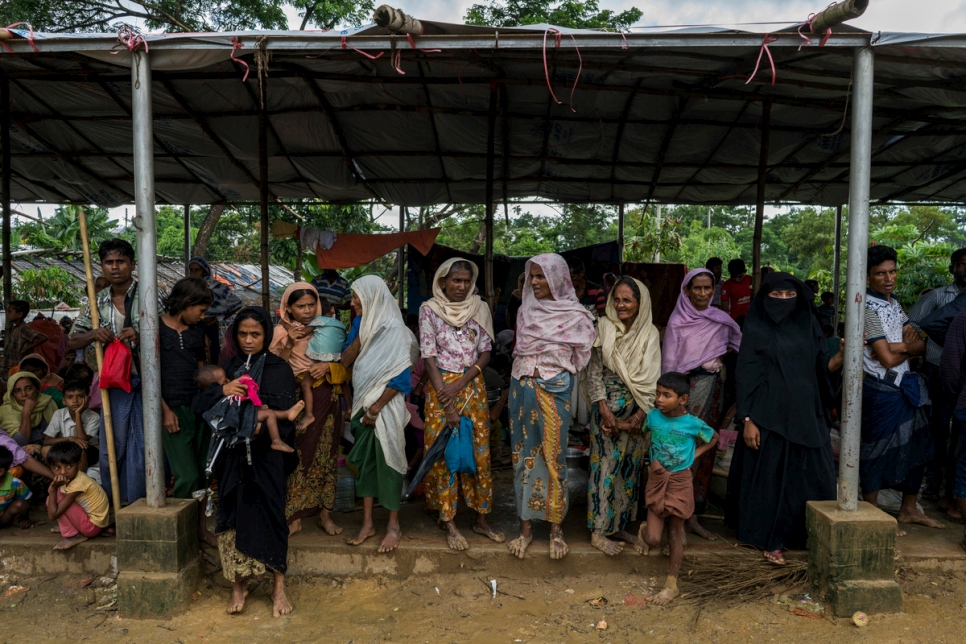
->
[398,206,406,310]
[617,203,625,265]
[484,82,498,312]
[752,99,772,294]
[78,208,122,514]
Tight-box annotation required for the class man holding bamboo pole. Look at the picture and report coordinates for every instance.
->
[69,238,158,506]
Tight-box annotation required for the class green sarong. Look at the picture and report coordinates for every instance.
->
[347,410,402,512]
[162,404,211,498]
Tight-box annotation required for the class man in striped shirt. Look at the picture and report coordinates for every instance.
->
[908,248,966,512]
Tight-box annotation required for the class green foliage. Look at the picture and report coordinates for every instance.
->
[16,205,116,252]
[871,224,954,308]
[624,208,681,262]
[1,0,368,33]
[665,223,742,271]
[13,267,80,308]
[464,0,642,31]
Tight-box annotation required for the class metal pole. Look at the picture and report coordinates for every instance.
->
[183,204,191,275]
[1,76,11,341]
[258,78,270,312]
[132,50,165,508]
[398,206,406,310]
[838,47,874,512]
[653,204,662,263]
[485,83,497,312]
[832,204,843,329]
[617,203,625,265]
[752,99,772,294]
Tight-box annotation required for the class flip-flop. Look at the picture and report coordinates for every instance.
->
[763,549,786,565]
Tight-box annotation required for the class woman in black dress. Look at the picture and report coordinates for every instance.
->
[726,273,844,564]
[197,306,298,616]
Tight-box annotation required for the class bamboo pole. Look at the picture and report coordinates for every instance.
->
[77,208,122,514]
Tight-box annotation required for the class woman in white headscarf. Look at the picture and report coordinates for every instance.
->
[419,258,504,551]
[508,253,596,561]
[584,277,661,556]
[343,276,419,553]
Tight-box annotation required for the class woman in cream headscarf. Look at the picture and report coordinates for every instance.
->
[343,275,419,553]
[419,258,504,551]
[0,371,58,448]
[584,277,661,555]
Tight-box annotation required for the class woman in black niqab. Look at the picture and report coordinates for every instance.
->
[197,306,298,617]
[725,273,841,564]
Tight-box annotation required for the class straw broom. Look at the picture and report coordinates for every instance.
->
[77,208,122,514]
[677,545,809,603]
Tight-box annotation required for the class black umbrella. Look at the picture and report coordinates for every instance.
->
[204,353,266,473]
[403,424,453,499]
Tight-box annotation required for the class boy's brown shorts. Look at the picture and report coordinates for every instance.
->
[644,460,694,520]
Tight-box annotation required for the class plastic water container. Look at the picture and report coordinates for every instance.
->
[334,460,355,511]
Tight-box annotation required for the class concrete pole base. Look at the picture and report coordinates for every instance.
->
[806,500,903,616]
[115,498,201,619]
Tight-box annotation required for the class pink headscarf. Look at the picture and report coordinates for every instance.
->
[662,268,742,374]
[515,253,596,372]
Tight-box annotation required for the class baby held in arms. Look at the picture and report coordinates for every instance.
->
[195,365,302,453]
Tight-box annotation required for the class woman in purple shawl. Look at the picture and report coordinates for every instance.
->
[662,268,742,539]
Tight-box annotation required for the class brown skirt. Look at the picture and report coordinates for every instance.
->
[644,461,694,520]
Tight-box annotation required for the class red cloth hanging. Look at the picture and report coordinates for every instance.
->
[315,229,440,269]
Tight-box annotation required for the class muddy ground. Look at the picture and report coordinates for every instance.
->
[2,562,965,643]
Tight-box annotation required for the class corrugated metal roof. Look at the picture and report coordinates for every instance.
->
[10,256,294,306]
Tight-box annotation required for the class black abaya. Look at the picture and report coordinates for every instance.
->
[201,307,298,575]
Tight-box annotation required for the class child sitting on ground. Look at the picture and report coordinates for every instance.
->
[42,381,99,473]
[636,371,719,606]
[46,442,110,549]
[292,299,347,430]
[195,365,303,453]
[0,446,33,529]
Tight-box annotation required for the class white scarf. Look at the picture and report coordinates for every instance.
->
[350,275,419,475]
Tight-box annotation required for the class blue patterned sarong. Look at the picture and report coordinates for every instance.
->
[99,376,146,506]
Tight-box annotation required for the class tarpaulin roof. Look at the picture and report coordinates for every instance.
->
[3,23,966,207]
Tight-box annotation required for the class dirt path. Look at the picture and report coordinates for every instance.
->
[2,565,964,643]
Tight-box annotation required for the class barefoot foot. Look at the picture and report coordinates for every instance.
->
[346,524,376,546]
[288,518,302,537]
[634,523,649,555]
[271,439,295,453]
[472,523,506,543]
[549,526,569,560]
[686,514,718,541]
[441,521,468,551]
[591,532,624,556]
[297,414,316,432]
[227,583,248,615]
[285,400,306,422]
[897,511,946,530]
[317,511,343,536]
[612,529,637,545]
[507,534,532,559]
[763,549,786,565]
[646,582,680,606]
[53,535,88,550]
[272,588,293,617]
[378,525,402,553]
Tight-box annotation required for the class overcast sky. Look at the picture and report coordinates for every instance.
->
[21,0,966,230]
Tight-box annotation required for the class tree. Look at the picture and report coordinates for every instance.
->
[1,0,370,33]
[13,267,80,309]
[465,0,642,31]
[16,205,117,252]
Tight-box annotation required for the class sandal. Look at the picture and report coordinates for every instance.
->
[763,549,786,565]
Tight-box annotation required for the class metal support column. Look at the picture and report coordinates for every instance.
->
[617,203,625,265]
[832,204,843,327]
[258,80,270,312]
[752,99,772,293]
[132,50,165,508]
[838,47,875,512]
[183,204,191,275]
[484,83,497,312]
[1,76,11,337]
[398,206,406,310]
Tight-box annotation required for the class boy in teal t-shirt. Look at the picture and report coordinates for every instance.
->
[638,372,718,606]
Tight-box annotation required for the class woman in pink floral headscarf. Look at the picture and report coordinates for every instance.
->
[662,267,742,540]
[507,253,595,561]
